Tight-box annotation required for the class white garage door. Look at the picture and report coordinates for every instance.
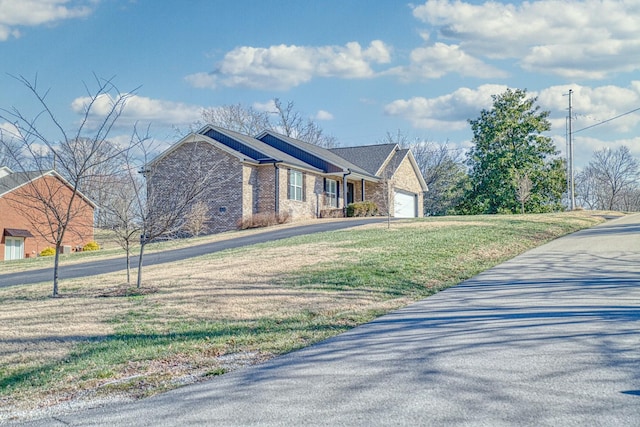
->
[394,190,417,218]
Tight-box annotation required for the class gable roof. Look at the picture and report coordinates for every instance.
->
[0,168,96,208]
[0,169,46,198]
[199,125,322,172]
[329,143,398,176]
[149,125,324,174]
[257,130,378,181]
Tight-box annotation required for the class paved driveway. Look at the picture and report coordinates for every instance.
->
[20,214,640,426]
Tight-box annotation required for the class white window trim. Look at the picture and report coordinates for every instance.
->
[289,170,303,201]
[326,178,337,207]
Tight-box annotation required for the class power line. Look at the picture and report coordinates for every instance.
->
[573,106,640,134]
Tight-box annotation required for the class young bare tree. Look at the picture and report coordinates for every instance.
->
[183,200,210,237]
[513,171,533,214]
[103,171,143,285]
[0,75,137,296]
[130,140,222,288]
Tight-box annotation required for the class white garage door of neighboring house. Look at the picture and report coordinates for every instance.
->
[394,190,417,218]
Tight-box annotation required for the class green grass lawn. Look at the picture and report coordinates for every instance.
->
[0,212,613,418]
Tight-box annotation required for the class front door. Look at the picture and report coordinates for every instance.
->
[4,237,24,261]
[347,183,354,204]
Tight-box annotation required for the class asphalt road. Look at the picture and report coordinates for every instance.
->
[17,214,640,426]
[0,218,388,287]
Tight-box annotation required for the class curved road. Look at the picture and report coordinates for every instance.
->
[0,218,388,287]
[18,214,640,425]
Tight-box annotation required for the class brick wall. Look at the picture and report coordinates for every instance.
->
[149,140,243,235]
[278,168,322,220]
[391,156,424,216]
[362,156,424,217]
[0,175,94,261]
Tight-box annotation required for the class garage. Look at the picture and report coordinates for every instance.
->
[393,190,417,218]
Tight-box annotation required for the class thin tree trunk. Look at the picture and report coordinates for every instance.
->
[136,243,146,289]
[52,245,61,297]
[125,243,131,285]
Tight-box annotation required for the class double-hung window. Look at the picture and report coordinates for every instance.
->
[288,170,303,201]
[325,179,337,207]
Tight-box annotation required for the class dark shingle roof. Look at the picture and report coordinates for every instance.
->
[329,144,398,175]
[258,130,376,178]
[0,170,44,197]
[199,126,323,172]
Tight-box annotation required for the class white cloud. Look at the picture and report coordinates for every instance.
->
[384,84,508,130]
[0,0,94,41]
[184,72,217,89]
[70,93,204,129]
[538,82,640,133]
[411,0,640,79]
[388,42,507,80]
[252,100,276,113]
[185,40,392,90]
[315,110,334,121]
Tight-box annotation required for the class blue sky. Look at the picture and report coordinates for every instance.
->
[1,0,639,167]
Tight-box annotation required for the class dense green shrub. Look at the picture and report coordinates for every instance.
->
[83,241,100,251]
[346,201,378,217]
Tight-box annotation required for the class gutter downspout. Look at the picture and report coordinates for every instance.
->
[274,163,280,215]
[342,168,352,216]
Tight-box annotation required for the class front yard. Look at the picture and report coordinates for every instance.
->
[0,212,612,422]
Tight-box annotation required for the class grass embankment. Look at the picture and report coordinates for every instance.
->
[0,212,610,419]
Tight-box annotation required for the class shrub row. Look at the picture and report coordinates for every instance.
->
[346,201,378,217]
[238,212,291,229]
[39,241,100,257]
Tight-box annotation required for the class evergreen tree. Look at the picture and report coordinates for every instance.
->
[459,88,565,214]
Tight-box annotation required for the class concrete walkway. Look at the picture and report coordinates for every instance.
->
[22,214,640,426]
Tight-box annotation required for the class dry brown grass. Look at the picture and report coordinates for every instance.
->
[0,212,613,421]
[0,236,409,418]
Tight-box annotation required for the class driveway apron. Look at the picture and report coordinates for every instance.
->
[23,214,640,426]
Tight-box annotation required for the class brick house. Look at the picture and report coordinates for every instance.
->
[147,125,427,235]
[0,167,95,261]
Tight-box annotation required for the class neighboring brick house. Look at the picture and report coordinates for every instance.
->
[146,125,427,235]
[0,167,95,261]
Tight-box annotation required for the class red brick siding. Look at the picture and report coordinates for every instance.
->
[0,175,94,260]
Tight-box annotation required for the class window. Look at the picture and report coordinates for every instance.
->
[326,179,337,207]
[288,170,303,201]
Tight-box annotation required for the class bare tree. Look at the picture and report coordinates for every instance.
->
[411,140,467,216]
[378,129,414,148]
[197,99,337,147]
[577,146,640,210]
[132,140,221,288]
[183,200,210,237]
[102,170,143,285]
[198,103,270,136]
[0,75,137,296]
[0,133,23,170]
[513,171,533,214]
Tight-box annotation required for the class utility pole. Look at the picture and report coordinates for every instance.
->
[565,89,575,210]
